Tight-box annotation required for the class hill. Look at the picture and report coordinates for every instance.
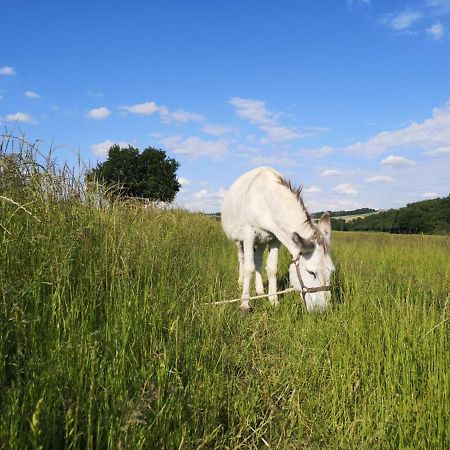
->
[332,195,450,235]
[311,208,377,219]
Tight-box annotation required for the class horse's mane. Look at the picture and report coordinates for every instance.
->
[277,174,330,252]
[277,175,313,225]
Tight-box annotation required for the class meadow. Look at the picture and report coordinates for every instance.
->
[1,142,449,449]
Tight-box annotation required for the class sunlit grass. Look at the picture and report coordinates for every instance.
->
[1,137,449,448]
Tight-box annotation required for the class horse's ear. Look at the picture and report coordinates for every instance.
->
[318,212,331,239]
[292,232,315,253]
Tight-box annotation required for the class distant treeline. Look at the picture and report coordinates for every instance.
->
[331,195,450,235]
[311,208,376,219]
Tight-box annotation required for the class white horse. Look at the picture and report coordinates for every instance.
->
[221,167,334,311]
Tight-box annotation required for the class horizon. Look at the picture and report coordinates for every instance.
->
[1,0,450,213]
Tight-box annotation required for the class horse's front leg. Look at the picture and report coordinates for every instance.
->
[254,244,265,295]
[267,240,280,306]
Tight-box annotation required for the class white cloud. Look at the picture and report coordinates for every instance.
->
[363,158,450,208]
[194,189,209,199]
[0,66,15,76]
[304,185,321,193]
[426,0,450,13]
[384,10,423,31]
[334,183,359,195]
[160,135,228,159]
[177,188,227,213]
[234,144,261,158]
[90,139,130,157]
[298,126,329,138]
[347,0,370,7]
[2,112,37,124]
[202,123,236,136]
[248,155,299,167]
[422,192,439,199]
[25,91,41,99]
[229,97,275,125]
[299,146,334,158]
[229,96,320,143]
[333,198,362,209]
[87,90,104,98]
[259,125,300,143]
[423,145,450,157]
[307,156,448,211]
[345,101,450,156]
[178,177,191,187]
[119,101,204,123]
[120,101,161,115]
[87,107,111,120]
[381,155,415,167]
[163,110,204,123]
[427,22,445,40]
[366,175,395,183]
[320,169,342,177]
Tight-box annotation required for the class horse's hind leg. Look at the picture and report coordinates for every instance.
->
[254,244,265,295]
[240,230,256,311]
[237,241,244,287]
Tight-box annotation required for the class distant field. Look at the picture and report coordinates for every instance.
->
[1,191,449,448]
[331,210,382,222]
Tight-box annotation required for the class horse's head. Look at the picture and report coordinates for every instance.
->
[289,212,335,311]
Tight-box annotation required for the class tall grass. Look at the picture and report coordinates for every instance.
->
[1,136,449,448]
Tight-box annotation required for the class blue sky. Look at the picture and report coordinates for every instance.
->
[1,0,450,212]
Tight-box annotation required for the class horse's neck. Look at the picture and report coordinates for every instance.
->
[275,192,316,238]
[265,193,317,258]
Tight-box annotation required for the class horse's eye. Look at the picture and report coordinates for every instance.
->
[307,269,317,279]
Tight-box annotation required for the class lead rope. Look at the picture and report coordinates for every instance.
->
[210,253,331,306]
[210,287,296,306]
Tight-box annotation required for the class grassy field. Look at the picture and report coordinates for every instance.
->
[331,211,381,222]
[1,146,449,448]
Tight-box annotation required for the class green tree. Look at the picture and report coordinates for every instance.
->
[88,145,181,202]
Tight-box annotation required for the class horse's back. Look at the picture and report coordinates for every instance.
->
[221,167,281,241]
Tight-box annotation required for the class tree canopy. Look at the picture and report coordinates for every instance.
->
[89,145,181,202]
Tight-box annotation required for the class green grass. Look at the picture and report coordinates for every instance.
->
[1,141,449,448]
